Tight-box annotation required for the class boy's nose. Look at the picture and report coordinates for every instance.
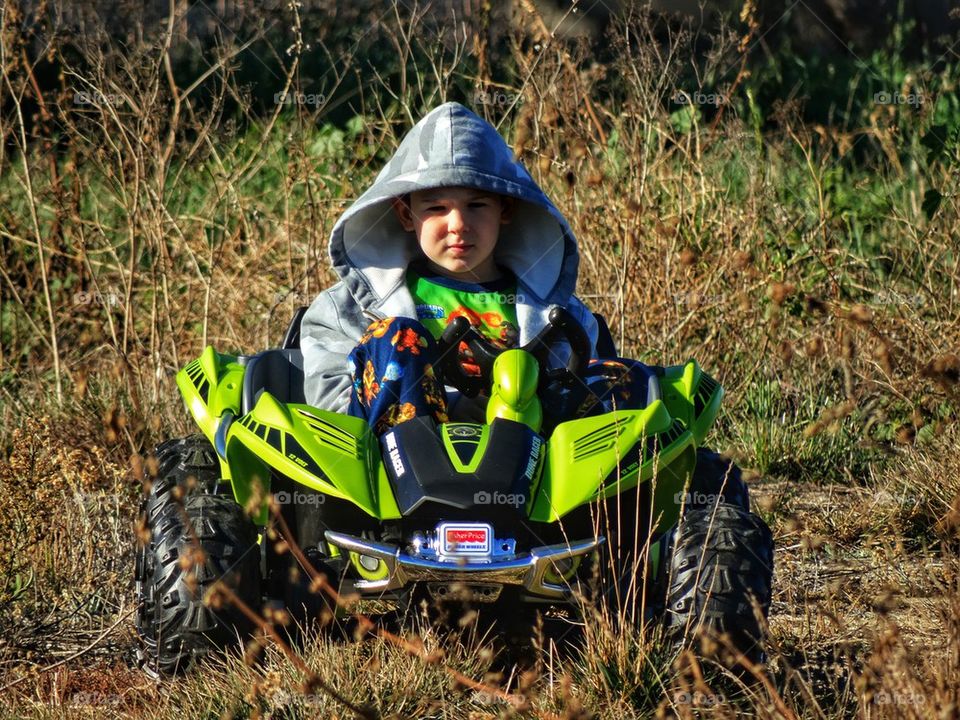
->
[447,207,466,232]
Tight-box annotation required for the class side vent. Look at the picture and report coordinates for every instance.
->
[572,417,631,461]
[657,418,687,447]
[296,409,361,458]
[184,359,209,403]
[630,419,686,467]
[693,374,719,417]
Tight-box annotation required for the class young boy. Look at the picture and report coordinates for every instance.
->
[300,101,632,433]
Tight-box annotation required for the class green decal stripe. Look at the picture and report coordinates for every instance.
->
[230,423,348,505]
[441,426,490,474]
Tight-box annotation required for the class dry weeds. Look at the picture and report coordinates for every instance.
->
[1,0,959,717]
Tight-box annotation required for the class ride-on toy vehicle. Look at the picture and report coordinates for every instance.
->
[135,306,773,676]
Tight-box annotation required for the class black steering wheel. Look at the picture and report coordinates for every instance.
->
[434,306,593,399]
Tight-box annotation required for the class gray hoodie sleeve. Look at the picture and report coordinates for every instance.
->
[300,282,366,413]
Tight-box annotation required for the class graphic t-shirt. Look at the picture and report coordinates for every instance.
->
[406,262,520,375]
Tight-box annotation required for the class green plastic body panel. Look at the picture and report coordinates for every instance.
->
[659,360,724,445]
[530,399,696,530]
[176,346,245,478]
[440,423,491,473]
[226,393,400,523]
[176,346,402,526]
[659,360,699,428]
[173,345,723,536]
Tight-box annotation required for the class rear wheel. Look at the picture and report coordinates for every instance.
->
[135,436,261,676]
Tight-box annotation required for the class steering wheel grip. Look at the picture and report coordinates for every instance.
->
[521,306,592,377]
[439,315,472,349]
[436,316,485,397]
[435,306,593,398]
[547,306,592,376]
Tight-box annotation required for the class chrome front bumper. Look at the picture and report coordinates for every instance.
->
[324,531,604,600]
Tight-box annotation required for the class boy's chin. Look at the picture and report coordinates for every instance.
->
[439,264,500,282]
[436,265,475,279]
[427,258,482,277]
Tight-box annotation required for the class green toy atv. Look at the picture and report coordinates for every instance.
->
[134,307,773,676]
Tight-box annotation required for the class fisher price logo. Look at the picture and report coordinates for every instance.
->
[449,529,486,544]
[443,525,491,554]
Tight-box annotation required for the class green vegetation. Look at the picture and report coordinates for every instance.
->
[1,0,958,717]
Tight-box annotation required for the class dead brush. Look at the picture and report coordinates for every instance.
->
[852,576,960,719]
[2,0,960,717]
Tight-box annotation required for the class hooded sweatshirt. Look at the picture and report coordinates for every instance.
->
[300,102,599,412]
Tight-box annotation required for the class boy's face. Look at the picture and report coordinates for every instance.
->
[392,187,512,282]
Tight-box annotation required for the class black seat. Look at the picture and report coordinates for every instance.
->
[593,312,618,358]
[281,305,309,350]
[241,349,305,414]
[240,306,309,413]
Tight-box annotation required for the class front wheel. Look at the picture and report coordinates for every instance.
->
[135,437,261,676]
[661,503,773,666]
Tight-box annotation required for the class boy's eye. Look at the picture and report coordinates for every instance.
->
[469,201,489,208]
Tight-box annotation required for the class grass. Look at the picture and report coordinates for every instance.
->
[1,0,960,717]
